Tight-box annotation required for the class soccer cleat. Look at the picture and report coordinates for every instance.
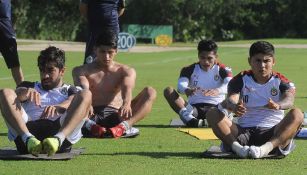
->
[42,137,60,156]
[109,124,126,138]
[26,137,42,156]
[249,145,264,158]
[90,124,107,138]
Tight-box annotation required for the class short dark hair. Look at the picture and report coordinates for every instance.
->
[197,40,218,54]
[249,41,275,57]
[94,30,118,49]
[38,46,65,69]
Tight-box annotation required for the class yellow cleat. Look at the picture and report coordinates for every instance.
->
[27,137,42,156]
[42,137,60,156]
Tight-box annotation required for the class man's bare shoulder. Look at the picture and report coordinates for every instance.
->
[73,63,96,76]
[115,62,136,75]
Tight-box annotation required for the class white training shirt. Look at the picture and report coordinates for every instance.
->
[18,81,79,121]
[177,62,232,105]
[228,70,296,128]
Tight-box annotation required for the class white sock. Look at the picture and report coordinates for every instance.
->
[231,141,249,158]
[21,132,33,144]
[259,142,274,156]
[179,107,194,122]
[179,107,187,114]
[85,119,97,131]
[120,121,130,131]
[54,132,65,146]
[231,141,243,153]
[185,104,194,111]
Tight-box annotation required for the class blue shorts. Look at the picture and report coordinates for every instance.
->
[0,20,20,68]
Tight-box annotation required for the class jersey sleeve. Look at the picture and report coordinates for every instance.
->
[228,72,244,95]
[179,63,195,79]
[275,72,296,94]
[218,64,233,80]
[67,85,80,96]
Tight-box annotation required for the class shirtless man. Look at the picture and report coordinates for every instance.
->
[72,30,156,138]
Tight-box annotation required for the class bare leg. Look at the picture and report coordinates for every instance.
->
[206,108,239,146]
[42,90,92,156]
[11,66,24,86]
[272,108,303,148]
[163,86,187,113]
[127,86,156,126]
[249,108,303,158]
[59,89,92,136]
[0,88,29,136]
[206,108,249,157]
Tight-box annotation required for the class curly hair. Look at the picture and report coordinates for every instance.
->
[37,46,65,69]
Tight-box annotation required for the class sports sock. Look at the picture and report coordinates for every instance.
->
[185,104,194,111]
[54,132,65,146]
[21,132,33,144]
[231,141,249,158]
[85,119,97,131]
[179,107,195,122]
[259,142,273,156]
[120,121,130,131]
[231,141,243,153]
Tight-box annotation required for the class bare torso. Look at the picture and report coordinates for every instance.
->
[79,62,129,109]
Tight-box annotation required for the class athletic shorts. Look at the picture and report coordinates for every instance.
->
[6,107,84,154]
[191,103,217,120]
[93,105,122,128]
[223,126,295,156]
[0,22,20,68]
[14,119,72,154]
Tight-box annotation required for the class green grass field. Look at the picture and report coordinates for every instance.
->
[0,40,307,174]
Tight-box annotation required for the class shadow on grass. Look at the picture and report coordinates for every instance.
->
[0,133,7,136]
[82,151,202,159]
[295,96,307,99]
[134,125,179,128]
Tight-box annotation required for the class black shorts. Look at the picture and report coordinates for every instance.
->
[93,105,122,128]
[14,119,72,154]
[0,23,20,68]
[192,103,217,120]
[235,126,281,155]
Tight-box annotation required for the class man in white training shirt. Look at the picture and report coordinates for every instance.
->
[164,40,232,127]
[0,46,91,156]
[207,41,303,158]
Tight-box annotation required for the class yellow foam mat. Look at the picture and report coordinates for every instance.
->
[178,128,218,140]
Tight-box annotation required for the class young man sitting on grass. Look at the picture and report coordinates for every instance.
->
[73,30,156,138]
[206,41,303,158]
[0,46,91,156]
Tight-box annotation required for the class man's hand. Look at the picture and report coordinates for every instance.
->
[265,98,280,110]
[88,105,94,119]
[185,87,197,96]
[40,106,62,119]
[118,104,132,120]
[203,89,219,96]
[233,99,246,117]
[16,87,41,106]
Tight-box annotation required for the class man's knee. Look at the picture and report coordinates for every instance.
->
[143,86,156,101]
[163,86,178,99]
[77,89,92,104]
[288,107,304,124]
[0,88,15,99]
[206,107,223,125]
